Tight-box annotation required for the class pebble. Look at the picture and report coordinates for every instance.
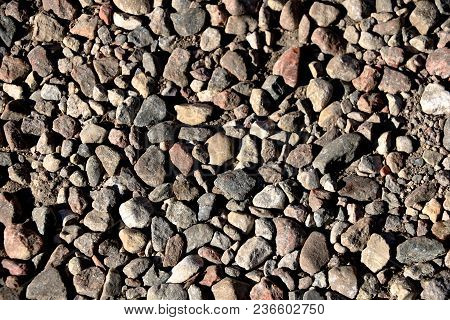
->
[361,234,390,273]
[235,237,273,270]
[328,266,358,299]
[167,255,204,283]
[26,267,67,300]
[299,232,330,275]
[420,83,450,115]
[396,237,445,264]
[273,47,300,87]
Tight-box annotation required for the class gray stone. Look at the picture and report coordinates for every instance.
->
[252,185,286,209]
[26,267,67,300]
[396,237,445,264]
[167,255,204,283]
[171,8,206,36]
[214,170,256,201]
[166,200,197,229]
[134,95,167,126]
[119,197,154,229]
[134,146,166,187]
[338,175,380,201]
[147,284,188,300]
[235,237,273,270]
[313,133,367,174]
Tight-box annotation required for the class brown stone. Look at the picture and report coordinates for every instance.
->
[4,224,44,260]
[286,144,314,169]
[99,4,113,25]
[341,217,372,252]
[42,0,77,20]
[274,217,306,256]
[352,65,379,92]
[299,232,330,275]
[379,67,411,94]
[311,27,345,56]
[212,90,241,110]
[70,14,98,40]
[273,47,300,87]
[250,277,285,300]
[426,48,450,79]
[169,143,194,176]
[328,266,358,299]
[163,234,185,267]
[0,56,30,83]
[211,277,251,300]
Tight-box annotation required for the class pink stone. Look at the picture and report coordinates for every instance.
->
[250,277,285,300]
[426,48,450,79]
[169,143,194,176]
[273,47,301,87]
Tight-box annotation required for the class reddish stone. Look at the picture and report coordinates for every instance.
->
[4,224,43,260]
[250,277,285,300]
[163,234,185,267]
[199,265,222,286]
[206,4,229,27]
[108,129,128,148]
[27,46,53,77]
[99,3,113,25]
[0,192,22,226]
[273,47,300,87]
[380,47,405,68]
[357,93,385,113]
[169,143,194,176]
[274,217,306,256]
[0,56,30,83]
[352,66,379,92]
[311,27,345,56]
[212,90,241,110]
[283,204,308,223]
[426,48,450,79]
[42,0,77,20]
[286,144,314,168]
[309,189,333,212]
[198,246,222,264]
[5,276,20,289]
[70,14,98,40]
[379,67,411,94]
[1,259,29,276]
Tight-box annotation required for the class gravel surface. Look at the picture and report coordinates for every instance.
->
[0,0,449,300]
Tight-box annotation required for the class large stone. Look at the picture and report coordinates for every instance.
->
[163,48,190,87]
[426,48,450,79]
[134,146,166,187]
[299,232,329,275]
[420,83,450,115]
[73,267,106,299]
[274,217,306,256]
[134,95,167,126]
[147,284,188,300]
[253,185,286,209]
[4,224,43,260]
[313,133,366,174]
[32,12,64,42]
[211,278,251,300]
[166,200,197,229]
[326,54,362,82]
[167,255,204,283]
[328,266,358,299]
[235,237,273,270]
[206,132,233,166]
[214,170,256,201]
[309,2,340,27]
[306,78,333,112]
[338,175,380,201]
[220,50,248,81]
[113,0,151,15]
[171,8,206,36]
[119,197,153,229]
[396,237,445,264]
[26,267,67,300]
[71,64,97,98]
[361,234,390,273]
[273,47,300,87]
[379,68,411,94]
[341,217,372,252]
[0,56,30,83]
[93,56,119,83]
[409,1,438,35]
[250,277,285,300]
[174,104,213,125]
[42,0,77,20]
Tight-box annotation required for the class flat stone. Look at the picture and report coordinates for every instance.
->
[71,64,97,98]
[119,197,153,229]
[134,95,167,126]
[95,145,121,176]
[167,255,204,283]
[26,267,67,300]
[171,8,206,36]
[32,12,64,42]
[235,237,273,270]
[250,277,285,300]
[220,50,248,81]
[70,14,98,40]
[214,170,256,201]
[163,48,190,87]
[306,78,333,112]
[73,267,105,299]
[134,146,166,187]
[426,48,450,79]
[206,132,233,166]
[93,56,119,83]
[274,217,306,256]
[341,217,372,252]
[313,133,367,174]
[4,224,43,260]
[361,233,390,273]
[326,55,362,82]
[211,278,251,300]
[113,0,151,15]
[299,231,330,275]
[409,1,438,35]
[379,67,411,94]
[405,183,437,208]
[328,266,358,299]
[420,83,450,115]
[396,236,445,264]
[309,2,340,27]
[80,124,108,144]
[147,284,188,300]
[169,143,194,176]
[166,200,197,229]
[273,47,300,87]
[174,103,213,125]
[27,46,53,77]
[253,185,286,209]
[338,175,380,201]
[311,27,345,55]
[0,56,30,83]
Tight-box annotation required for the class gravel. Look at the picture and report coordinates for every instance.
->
[0,0,448,302]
